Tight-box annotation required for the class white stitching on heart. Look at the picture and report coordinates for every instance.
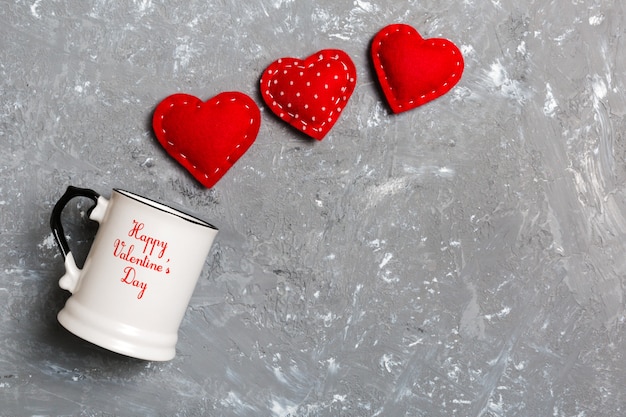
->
[374,25,463,110]
[159,95,257,183]
[262,51,355,136]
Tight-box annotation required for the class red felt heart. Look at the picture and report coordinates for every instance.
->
[371,24,464,113]
[260,49,357,140]
[152,92,261,188]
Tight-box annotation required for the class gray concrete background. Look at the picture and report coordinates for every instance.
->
[1,0,625,416]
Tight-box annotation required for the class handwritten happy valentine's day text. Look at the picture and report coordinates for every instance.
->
[112,220,170,299]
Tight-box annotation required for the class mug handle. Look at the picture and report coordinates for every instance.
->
[50,186,107,293]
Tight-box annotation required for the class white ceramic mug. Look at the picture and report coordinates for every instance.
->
[50,186,218,361]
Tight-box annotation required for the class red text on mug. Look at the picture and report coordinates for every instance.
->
[112,220,171,299]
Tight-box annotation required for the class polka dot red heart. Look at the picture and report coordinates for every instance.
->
[152,92,261,188]
[260,49,357,140]
[371,23,464,113]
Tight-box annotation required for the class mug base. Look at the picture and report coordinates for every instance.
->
[58,298,177,361]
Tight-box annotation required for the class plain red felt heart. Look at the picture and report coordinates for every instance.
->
[371,23,464,113]
[260,49,357,140]
[152,92,261,188]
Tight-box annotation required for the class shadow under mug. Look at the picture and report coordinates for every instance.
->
[50,186,218,361]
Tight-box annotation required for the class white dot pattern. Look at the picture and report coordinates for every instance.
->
[261,49,357,140]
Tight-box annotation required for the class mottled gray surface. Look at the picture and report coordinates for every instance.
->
[1,0,625,416]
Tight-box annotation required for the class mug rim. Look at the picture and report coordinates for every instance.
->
[113,189,218,230]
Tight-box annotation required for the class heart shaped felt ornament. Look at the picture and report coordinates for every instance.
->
[152,92,261,188]
[260,49,357,140]
[371,23,464,113]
